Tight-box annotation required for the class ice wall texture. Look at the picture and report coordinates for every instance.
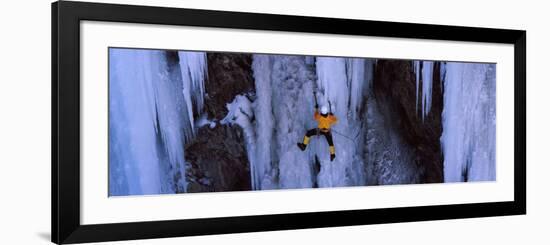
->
[440,63,496,182]
[414,61,496,182]
[109,49,207,196]
[315,57,371,187]
[178,51,207,133]
[225,55,319,189]
[223,55,374,189]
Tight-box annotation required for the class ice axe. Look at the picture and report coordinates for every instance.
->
[313,91,319,109]
[313,91,320,137]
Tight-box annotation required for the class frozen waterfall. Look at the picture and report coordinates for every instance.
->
[109,49,207,196]
[440,63,496,182]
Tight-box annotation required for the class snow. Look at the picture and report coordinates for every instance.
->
[440,62,496,182]
[195,114,217,129]
[220,95,255,131]
[220,94,260,188]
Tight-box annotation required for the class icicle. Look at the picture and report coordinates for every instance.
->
[178,51,207,133]
[413,61,421,114]
[151,51,196,194]
[109,49,208,196]
[421,61,434,121]
[110,49,197,195]
[412,60,434,121]
[347,58,366,118]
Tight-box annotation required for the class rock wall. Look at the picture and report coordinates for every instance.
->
[183,53,256,192]
[372,60,444,183]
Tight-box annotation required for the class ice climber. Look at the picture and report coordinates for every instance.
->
[297,102,338,161]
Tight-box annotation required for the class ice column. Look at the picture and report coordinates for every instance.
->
[440,63,496,182]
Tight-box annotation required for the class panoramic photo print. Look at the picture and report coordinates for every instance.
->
[108,48,496,196]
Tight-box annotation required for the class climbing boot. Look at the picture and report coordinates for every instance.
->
[297,142,307,151]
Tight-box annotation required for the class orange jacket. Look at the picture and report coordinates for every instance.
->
[314,109,338,131]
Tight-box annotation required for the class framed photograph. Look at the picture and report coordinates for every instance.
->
[52,1,526,244]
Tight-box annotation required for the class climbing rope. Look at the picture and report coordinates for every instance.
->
[331,129,357,142]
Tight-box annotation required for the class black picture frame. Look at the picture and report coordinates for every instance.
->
[52,1,526,244]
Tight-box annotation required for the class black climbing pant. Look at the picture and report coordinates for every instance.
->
[305,128,334,147]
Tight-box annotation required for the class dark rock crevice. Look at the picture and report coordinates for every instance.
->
[204,53,255,118]
[372,60,444,183]
[182,53,256,193]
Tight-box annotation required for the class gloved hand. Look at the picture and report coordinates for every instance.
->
[330,154,335,161]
